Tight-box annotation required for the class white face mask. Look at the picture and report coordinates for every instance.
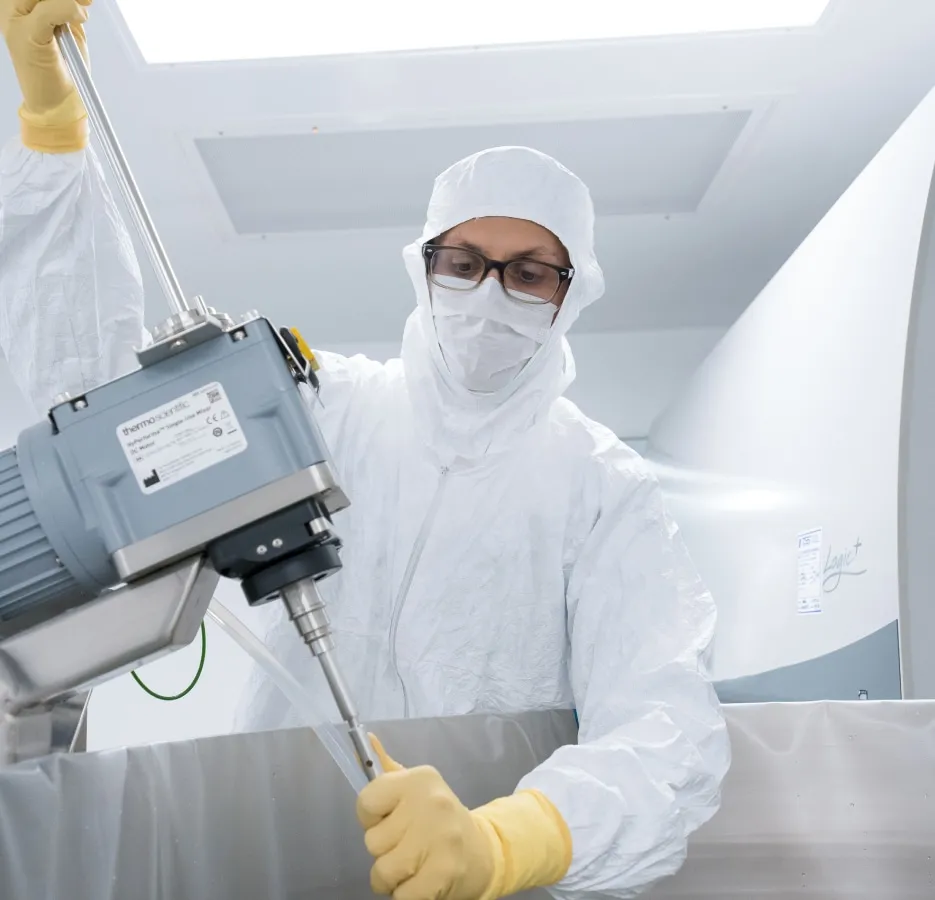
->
[431,277,556,393]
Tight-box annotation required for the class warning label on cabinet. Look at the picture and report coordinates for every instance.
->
[796,527,823,615]
[117,382,247,494]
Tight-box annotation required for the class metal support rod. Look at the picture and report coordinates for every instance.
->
[54,25,189,314]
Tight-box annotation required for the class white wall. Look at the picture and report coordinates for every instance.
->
[0,326,723,751]
[901,164,935,699]
[566,328,724,440]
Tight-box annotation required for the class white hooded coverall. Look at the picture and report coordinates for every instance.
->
[0,140,730,899]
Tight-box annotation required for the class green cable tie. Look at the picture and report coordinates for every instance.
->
[131,621,207,701]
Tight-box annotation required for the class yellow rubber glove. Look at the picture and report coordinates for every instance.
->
[0,0,91,153]
[357,736,572,900]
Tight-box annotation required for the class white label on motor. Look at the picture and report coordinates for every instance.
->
[117,382,247,494]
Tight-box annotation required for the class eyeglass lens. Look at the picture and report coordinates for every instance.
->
[429,247,560,303]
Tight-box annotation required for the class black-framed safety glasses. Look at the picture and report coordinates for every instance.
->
[423,243,574,305]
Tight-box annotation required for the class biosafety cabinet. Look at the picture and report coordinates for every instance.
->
[648,84,935,704]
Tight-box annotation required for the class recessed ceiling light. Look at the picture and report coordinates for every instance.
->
[116,0,832,65]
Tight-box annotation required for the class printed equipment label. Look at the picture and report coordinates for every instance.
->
[117,382,247,494]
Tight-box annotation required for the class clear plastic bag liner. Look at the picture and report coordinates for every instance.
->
[0,709,577,900]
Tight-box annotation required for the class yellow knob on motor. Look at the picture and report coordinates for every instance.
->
[289,328,319,372]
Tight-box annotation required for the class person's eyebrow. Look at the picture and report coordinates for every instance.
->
[448,239,485,254]
[449,239,561,263]
[521,245,561,261]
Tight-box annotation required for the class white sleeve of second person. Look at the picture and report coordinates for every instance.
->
[0,139,145,416]
[517,441,731,899]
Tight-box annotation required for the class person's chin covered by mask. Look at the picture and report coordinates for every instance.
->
[426,216,572,395]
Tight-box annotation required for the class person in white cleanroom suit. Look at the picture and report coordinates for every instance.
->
[1,2,730,898]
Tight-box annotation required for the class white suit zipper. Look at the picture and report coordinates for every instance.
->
[388,466,450,718]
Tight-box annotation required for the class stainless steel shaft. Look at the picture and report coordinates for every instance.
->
[54,25,189,314]
[281,579,381,781]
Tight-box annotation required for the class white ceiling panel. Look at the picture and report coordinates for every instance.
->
[197,111,751,234]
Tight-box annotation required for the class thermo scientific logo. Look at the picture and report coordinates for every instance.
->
[122,400,190,436]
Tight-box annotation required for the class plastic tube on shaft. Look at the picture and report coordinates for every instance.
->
[206,599,368,793]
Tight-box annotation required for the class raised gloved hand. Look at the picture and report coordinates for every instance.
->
[0,0,91,152]
[357,736,572,900]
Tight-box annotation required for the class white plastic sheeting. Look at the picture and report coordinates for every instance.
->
[0,703,932,899]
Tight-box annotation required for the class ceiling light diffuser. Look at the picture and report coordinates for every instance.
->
[116,0,832,64]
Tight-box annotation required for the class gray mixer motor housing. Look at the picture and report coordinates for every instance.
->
[0,311,348,714]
